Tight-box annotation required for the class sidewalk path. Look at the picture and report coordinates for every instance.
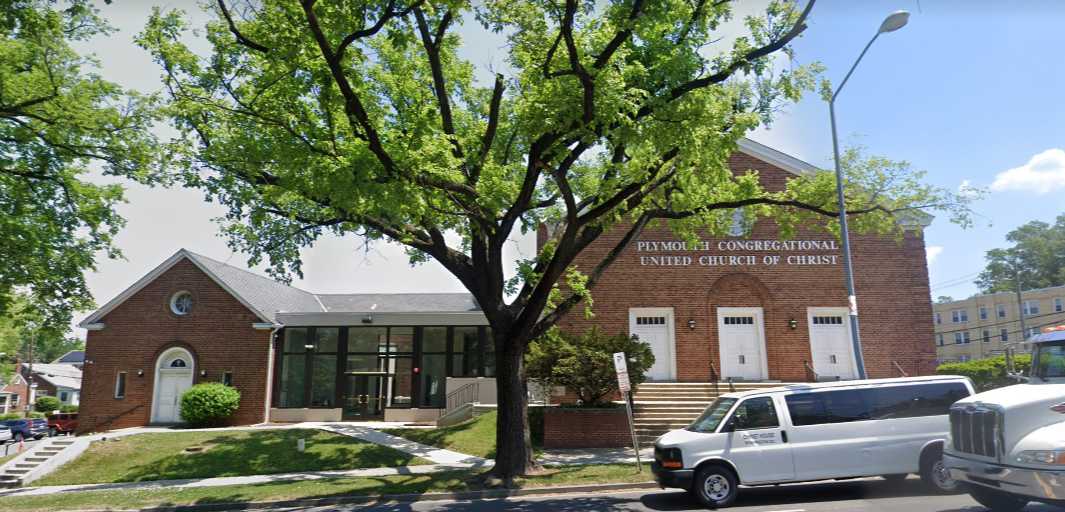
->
[539,447,653,466]
[315,423,487,466]
[0,463,480,498]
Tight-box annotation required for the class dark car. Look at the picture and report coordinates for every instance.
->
[46,412,78,436]
[1,418,49,442]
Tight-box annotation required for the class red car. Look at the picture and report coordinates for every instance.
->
[46,412,78,436]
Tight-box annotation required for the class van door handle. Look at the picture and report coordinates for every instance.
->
[780,430,788,443]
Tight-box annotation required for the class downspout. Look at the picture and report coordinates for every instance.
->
[253,322,283,425]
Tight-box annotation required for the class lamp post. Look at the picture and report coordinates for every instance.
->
[829,10,909,380]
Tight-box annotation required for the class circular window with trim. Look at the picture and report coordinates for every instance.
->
[169,291,193,316]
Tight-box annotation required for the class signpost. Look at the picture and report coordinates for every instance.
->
[614,352,642,471]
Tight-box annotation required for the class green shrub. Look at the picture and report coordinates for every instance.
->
[527,326,655,407]
[27,411,45,419]
[35,396,61,413]
[179,383,241,427]
[0,413,21,421]
[937,355,1032,391]
[59,404,79,413]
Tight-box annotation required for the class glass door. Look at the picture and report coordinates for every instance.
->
[343,372,387,419]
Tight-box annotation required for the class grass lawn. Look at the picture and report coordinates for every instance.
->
[0,464,651,511]
[382,411,542,459]
[36,429,432,486]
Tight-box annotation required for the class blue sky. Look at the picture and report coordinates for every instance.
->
[73,0,1065,333]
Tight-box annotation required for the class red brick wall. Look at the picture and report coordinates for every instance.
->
[543,152,936,382]
[79,258,272,433]
[543,407,632,448]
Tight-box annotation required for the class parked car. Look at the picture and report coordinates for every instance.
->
[652,376,975,508]
[0,418,49,442]
[46,412,78,436]
[0,426,11,445]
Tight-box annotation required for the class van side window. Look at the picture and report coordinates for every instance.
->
[729,397,779,430]
[785,389,869,426]
[867,383,971,420]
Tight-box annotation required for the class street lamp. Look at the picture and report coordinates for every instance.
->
[829,10,909,380]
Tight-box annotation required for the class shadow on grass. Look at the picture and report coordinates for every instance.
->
[119,429,419,482]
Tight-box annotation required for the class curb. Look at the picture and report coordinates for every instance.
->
[107,480,661,512]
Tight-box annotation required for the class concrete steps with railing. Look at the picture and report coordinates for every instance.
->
[631,382,794,445]
[0,437,77,488]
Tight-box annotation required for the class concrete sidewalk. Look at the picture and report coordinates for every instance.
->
[0,463,484,498]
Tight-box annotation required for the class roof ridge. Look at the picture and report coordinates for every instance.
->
[313,292,472,296]
[184,250,316,297]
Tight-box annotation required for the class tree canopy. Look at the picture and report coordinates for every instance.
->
[977,213,1065,293]
[0,0,159,328]
[139,0,971,478]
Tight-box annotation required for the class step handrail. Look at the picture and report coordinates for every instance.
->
[709,361,720,395]
[803,360,820,382]
[445,381,480,415]
[893,360,910,378]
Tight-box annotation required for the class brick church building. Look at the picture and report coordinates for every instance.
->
[76,139,936,432]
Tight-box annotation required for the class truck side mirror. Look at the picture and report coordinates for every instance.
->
[1005,346,1029,382]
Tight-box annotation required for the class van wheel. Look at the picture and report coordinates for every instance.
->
[920,444,960,494]
[692,464,738,508]
[966,485,1028,511]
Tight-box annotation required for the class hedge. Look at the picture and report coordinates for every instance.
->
[180,382,241,427]
[35,396,61,413]
[936,354,1032,391]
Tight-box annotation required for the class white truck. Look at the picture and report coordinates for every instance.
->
[943,325,1065,511]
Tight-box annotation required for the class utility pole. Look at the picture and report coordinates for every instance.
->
[1014,269,1028,344]
[25,330,35,416]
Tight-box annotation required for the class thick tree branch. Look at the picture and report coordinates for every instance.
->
[216,0,271,53]
[335,0,424,61]
[592,0,644,69]
[414,8,463,162]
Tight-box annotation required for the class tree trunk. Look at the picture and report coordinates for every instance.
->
[490,329,539,482]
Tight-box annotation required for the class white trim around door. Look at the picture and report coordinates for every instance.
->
[150,347,196,424]
[717,307,769,381]
[628,307,677,381]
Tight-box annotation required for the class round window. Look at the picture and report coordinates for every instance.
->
[170,291,193,316]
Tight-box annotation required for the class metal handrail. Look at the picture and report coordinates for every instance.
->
[709,361,720,395]
[803,360,820,382]
[893,361,910,378]
[445,381,480,415]
[726,377,736,393]
[97,404,144,432]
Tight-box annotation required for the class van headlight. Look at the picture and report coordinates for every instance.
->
[1016,450,1065,465]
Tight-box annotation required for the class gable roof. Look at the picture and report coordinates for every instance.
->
[79,249,324,327]
[22,363,82,390]
[52,350,85,364]
[736,138,820,176]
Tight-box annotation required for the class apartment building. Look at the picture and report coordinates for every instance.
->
[934,284,1065,363]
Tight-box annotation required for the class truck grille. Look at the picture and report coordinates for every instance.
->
[950,405,1000,458]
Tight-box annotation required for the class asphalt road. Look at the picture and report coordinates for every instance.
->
[300,478,1065,512]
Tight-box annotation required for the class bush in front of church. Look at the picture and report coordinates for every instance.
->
[34,395,61,413]
[180,382,241,427]
[527,326,655,407]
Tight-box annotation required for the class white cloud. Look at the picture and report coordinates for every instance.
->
[926,246,944,265]
[990,149,1065,194]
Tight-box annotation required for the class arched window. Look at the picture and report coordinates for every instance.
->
[170,291,193,316]
[169,358,187,368]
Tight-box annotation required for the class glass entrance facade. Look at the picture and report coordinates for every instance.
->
[274,325,493,416]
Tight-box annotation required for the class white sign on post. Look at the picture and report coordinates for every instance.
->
[613,352,630,392]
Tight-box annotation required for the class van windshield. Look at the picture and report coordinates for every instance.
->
[687,397,737,433]
[1034,342,1065,379]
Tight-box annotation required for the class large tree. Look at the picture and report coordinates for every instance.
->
[977,214,1065,293]
[140,0,968,480]
[0,0,159,328]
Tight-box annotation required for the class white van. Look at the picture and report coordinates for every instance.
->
[652,376,975,507]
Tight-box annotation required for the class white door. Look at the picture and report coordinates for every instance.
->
[629,308,675,381]
[155,371,189,422]
[807,308,857,380]
[722,395,795,483]
[718,307,767,380]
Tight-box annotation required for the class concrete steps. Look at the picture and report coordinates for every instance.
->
[630,381,794,445]
[0,437,74,487]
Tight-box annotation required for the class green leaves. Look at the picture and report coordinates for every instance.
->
[976,214,1065,293]
[1,0,160,327]
[526,326,655,407]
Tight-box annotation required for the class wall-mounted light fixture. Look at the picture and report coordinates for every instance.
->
[200,370,207,377]
[687,319,697,330]
[137,369,144,377]
[788,317,798,330]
